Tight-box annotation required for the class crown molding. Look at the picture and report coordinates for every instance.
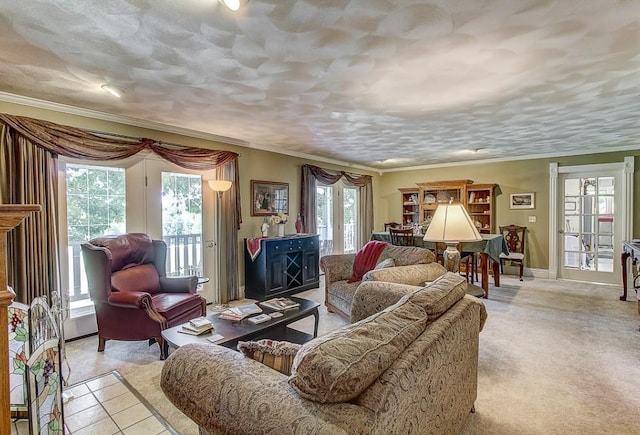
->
[1,92,635,176]
[381,145,640,174]
[0,92,382,174]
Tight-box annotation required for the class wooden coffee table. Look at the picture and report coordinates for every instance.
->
[161,296,319,355]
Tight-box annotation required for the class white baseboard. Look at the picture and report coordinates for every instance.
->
[501,265,550,279]
[64,312,98,340]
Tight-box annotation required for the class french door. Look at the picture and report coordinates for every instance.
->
[143,158,218,302]
[553,159,633,284]
[316,181,360,257]
[59,155,218,339]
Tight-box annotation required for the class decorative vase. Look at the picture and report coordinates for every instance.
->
[278,224,285,237]
[295,214,303,233]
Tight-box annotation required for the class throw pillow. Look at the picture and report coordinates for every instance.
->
[237,339,301,376]
[374,258,395,269]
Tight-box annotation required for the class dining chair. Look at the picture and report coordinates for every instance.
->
[389,227,415,246]
[498,225,527,280]
[384,222,402,232]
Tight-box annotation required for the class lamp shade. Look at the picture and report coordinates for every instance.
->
[208,180,232,192]
[423,203,482,243]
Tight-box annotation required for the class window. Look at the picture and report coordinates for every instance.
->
[65,164,126,302]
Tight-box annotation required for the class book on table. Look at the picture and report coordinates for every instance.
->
[180,321,213,335]
[218,303,263,321]
[259,297,300,311]
[189,316,213,329]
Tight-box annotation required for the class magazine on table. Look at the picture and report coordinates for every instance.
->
[259,297,300,311]
[218,303,262,321]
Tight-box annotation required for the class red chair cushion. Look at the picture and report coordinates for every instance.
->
[111,264,160,294]
[152,293,203,320]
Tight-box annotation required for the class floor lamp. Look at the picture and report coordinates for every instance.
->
[423,201,481,273]
[208,179,233,310]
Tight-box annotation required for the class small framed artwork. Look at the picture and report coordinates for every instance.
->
[510,193,535,209]
[250,180,289,216]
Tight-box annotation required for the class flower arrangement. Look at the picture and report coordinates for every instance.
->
[271,212,288,224]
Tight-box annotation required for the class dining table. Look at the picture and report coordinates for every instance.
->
[370,232,509,298]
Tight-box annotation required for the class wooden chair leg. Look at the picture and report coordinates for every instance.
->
[97,337,106,352]
[157,336,167,360]
[519,263,524,281]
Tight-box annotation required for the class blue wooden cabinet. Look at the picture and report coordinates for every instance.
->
[244,234,319,300]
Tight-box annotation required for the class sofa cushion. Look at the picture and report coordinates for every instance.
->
[413,272,468,320]
[374,258,395,269]
[289,292,428,403]
[325,280,360,315]
[362,262,447,286]
[378,245,434,266]
[237,339,301,375]
[289,272,467,403]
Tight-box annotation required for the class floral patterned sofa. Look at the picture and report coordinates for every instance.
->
[320,244,447,320]
[160,272,487,435]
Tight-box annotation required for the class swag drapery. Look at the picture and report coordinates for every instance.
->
[300,164,374,251]
[0,113,241,304]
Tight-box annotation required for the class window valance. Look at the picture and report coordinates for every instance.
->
[0,114,238,170]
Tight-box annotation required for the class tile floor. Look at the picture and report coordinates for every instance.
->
[11,372,177,435]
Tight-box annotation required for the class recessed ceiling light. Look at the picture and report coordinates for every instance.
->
[220,0,240,11]
[457,148,484,154]
[101,84,123,98]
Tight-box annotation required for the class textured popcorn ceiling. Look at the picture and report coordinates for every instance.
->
[0,0,639,170]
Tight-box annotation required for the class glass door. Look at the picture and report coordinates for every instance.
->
[144,158,217,302]
[316,185,334,257]
[559,173,620,283]
[315,181,360,257]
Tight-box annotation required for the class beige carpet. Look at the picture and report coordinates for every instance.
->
[64,276,640,434]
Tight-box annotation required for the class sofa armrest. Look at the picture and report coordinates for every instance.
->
[362,263,447,286]
[350,281,422,323]
[161,344,374,435]
[159,276,198,293]
[107,291,151,308]
[320,254,355,284]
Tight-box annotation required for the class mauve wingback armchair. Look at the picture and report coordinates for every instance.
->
[81,233,206,359]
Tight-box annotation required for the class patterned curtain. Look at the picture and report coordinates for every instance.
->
[0,113,241,303]
[299,164,374,249]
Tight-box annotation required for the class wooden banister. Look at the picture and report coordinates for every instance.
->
[0,204,40,434]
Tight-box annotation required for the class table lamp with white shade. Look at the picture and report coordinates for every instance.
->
[208,179,233,310]
[423,201,482,272]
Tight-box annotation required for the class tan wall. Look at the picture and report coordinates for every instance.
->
[379,152,640,270]
[0,101,379,286]
[2,100,638,274]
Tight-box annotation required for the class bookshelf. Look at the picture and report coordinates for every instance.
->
[398,188,420,226]
[466,184,497,233]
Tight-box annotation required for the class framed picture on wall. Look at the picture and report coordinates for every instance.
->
[250,180,289,216]
[510,193,535,209]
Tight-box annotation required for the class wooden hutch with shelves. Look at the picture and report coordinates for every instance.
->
[398,188,420,226]
[466,184,497,233]
[398,180,497,233]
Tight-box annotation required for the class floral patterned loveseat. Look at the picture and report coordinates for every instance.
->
[160,273,487,435]
[320,244,447,320]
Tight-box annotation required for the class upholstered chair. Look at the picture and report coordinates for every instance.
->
[81,233,206,359]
